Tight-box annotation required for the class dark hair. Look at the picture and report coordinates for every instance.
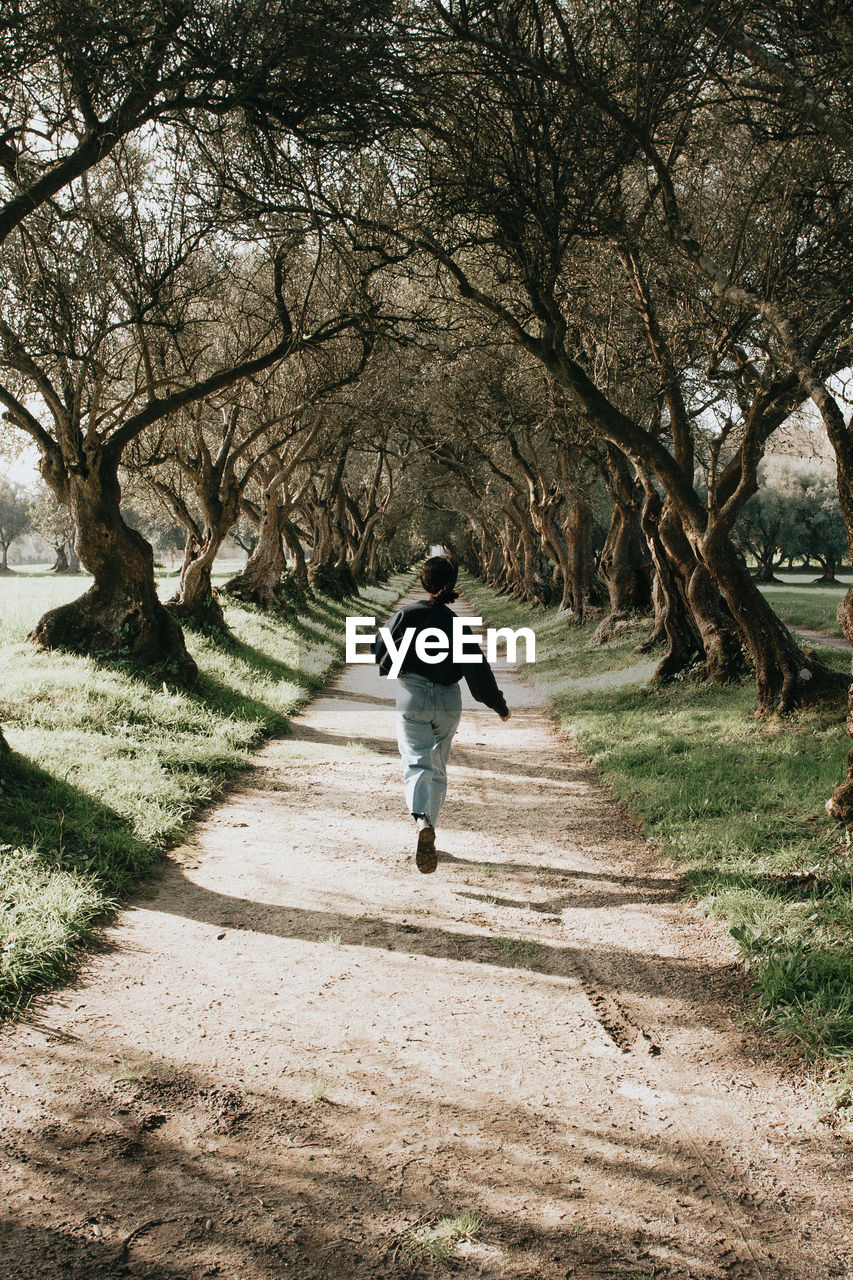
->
[419,555,459,605]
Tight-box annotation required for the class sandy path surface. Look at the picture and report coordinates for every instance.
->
[2,595,852,1280]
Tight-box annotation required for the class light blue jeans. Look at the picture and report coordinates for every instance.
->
[395,674,463,827]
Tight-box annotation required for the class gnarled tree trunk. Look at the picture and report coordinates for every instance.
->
[813,555,840,584]
[168,537,228,631]
[637,485,703,677]
[656,500,745,684]
[49,543,70,573]
[30,447,196,684]
[561,495,604,623]
[828,585,853,824]
[703,534,850,714]
[283,520,310,587]
[753,553,781,583]
[594,450,653,641]
[225,490,287,608]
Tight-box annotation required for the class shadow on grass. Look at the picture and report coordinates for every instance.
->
[0,753,156,886]
[1,582,413,1019]
[0,754,159,1020]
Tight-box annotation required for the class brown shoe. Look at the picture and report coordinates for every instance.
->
[415,820,437,874]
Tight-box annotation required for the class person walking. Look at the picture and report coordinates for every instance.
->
[373,555,510,873]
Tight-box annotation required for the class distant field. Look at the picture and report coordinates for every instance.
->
[768,570,851,586]
[0,561,247,643]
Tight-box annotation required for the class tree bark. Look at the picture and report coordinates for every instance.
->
[283,520,310,587]
[828,582,853,825]
[30,447,197,684]
[813,559,839,584]
[349,511,383,580]
[561,495,603,621]
[51,540,81,574]
[499,500,536,601]
[168,538,228,632]
[49,543,69,573]
[820,427,853,826]
[594,450,653,641]
[703,534,850,713]
[638,570,666,650]
[224,490,288,608]
[753,559,781,583]
[655,500,745,684]
[637,486,703,677]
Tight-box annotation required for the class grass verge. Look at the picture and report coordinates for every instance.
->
[463,574,853,1114]
[0,572,411,1019]
[757,584,847,637]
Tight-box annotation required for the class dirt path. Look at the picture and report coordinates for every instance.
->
[2,595,852,1280]
[790,624,851,653]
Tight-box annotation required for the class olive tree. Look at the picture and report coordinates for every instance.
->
[0,153,316,680]
[378,0,850,711]
[0,479,31,571]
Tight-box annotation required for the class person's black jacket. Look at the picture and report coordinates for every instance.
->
[373,601,508,717]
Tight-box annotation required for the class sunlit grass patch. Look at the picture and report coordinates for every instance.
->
[0,571,412,1018]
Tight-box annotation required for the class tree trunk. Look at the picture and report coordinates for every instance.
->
[509,499,538,602]
[365,538,381,582]
[561,496,603,622]
[594,486,653,641]
[531,498,572,609]
[168,534,228,632]
[828,584,853,825]
[30,448,196,685]
[349,511,383,580]
[50,543,69,573]
[686,562,747,683]
[638,570,666,649]
[813,556,839,584]
[637,486,703,677]
[753,556,780,583]
[283,520,310,587]
[224,491,287,608]
[0,542,9,572]
[703,534,850,713]
[660,503,744,683]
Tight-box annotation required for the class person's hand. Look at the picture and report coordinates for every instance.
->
[500,712,511,721]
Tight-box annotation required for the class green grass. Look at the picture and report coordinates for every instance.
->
[494,935,544,968]
[0,570,411,1018]
[395,1211,482,1267]
[758,584,847,637]
[309,1075,329,1102]
[463,573,853,1103]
